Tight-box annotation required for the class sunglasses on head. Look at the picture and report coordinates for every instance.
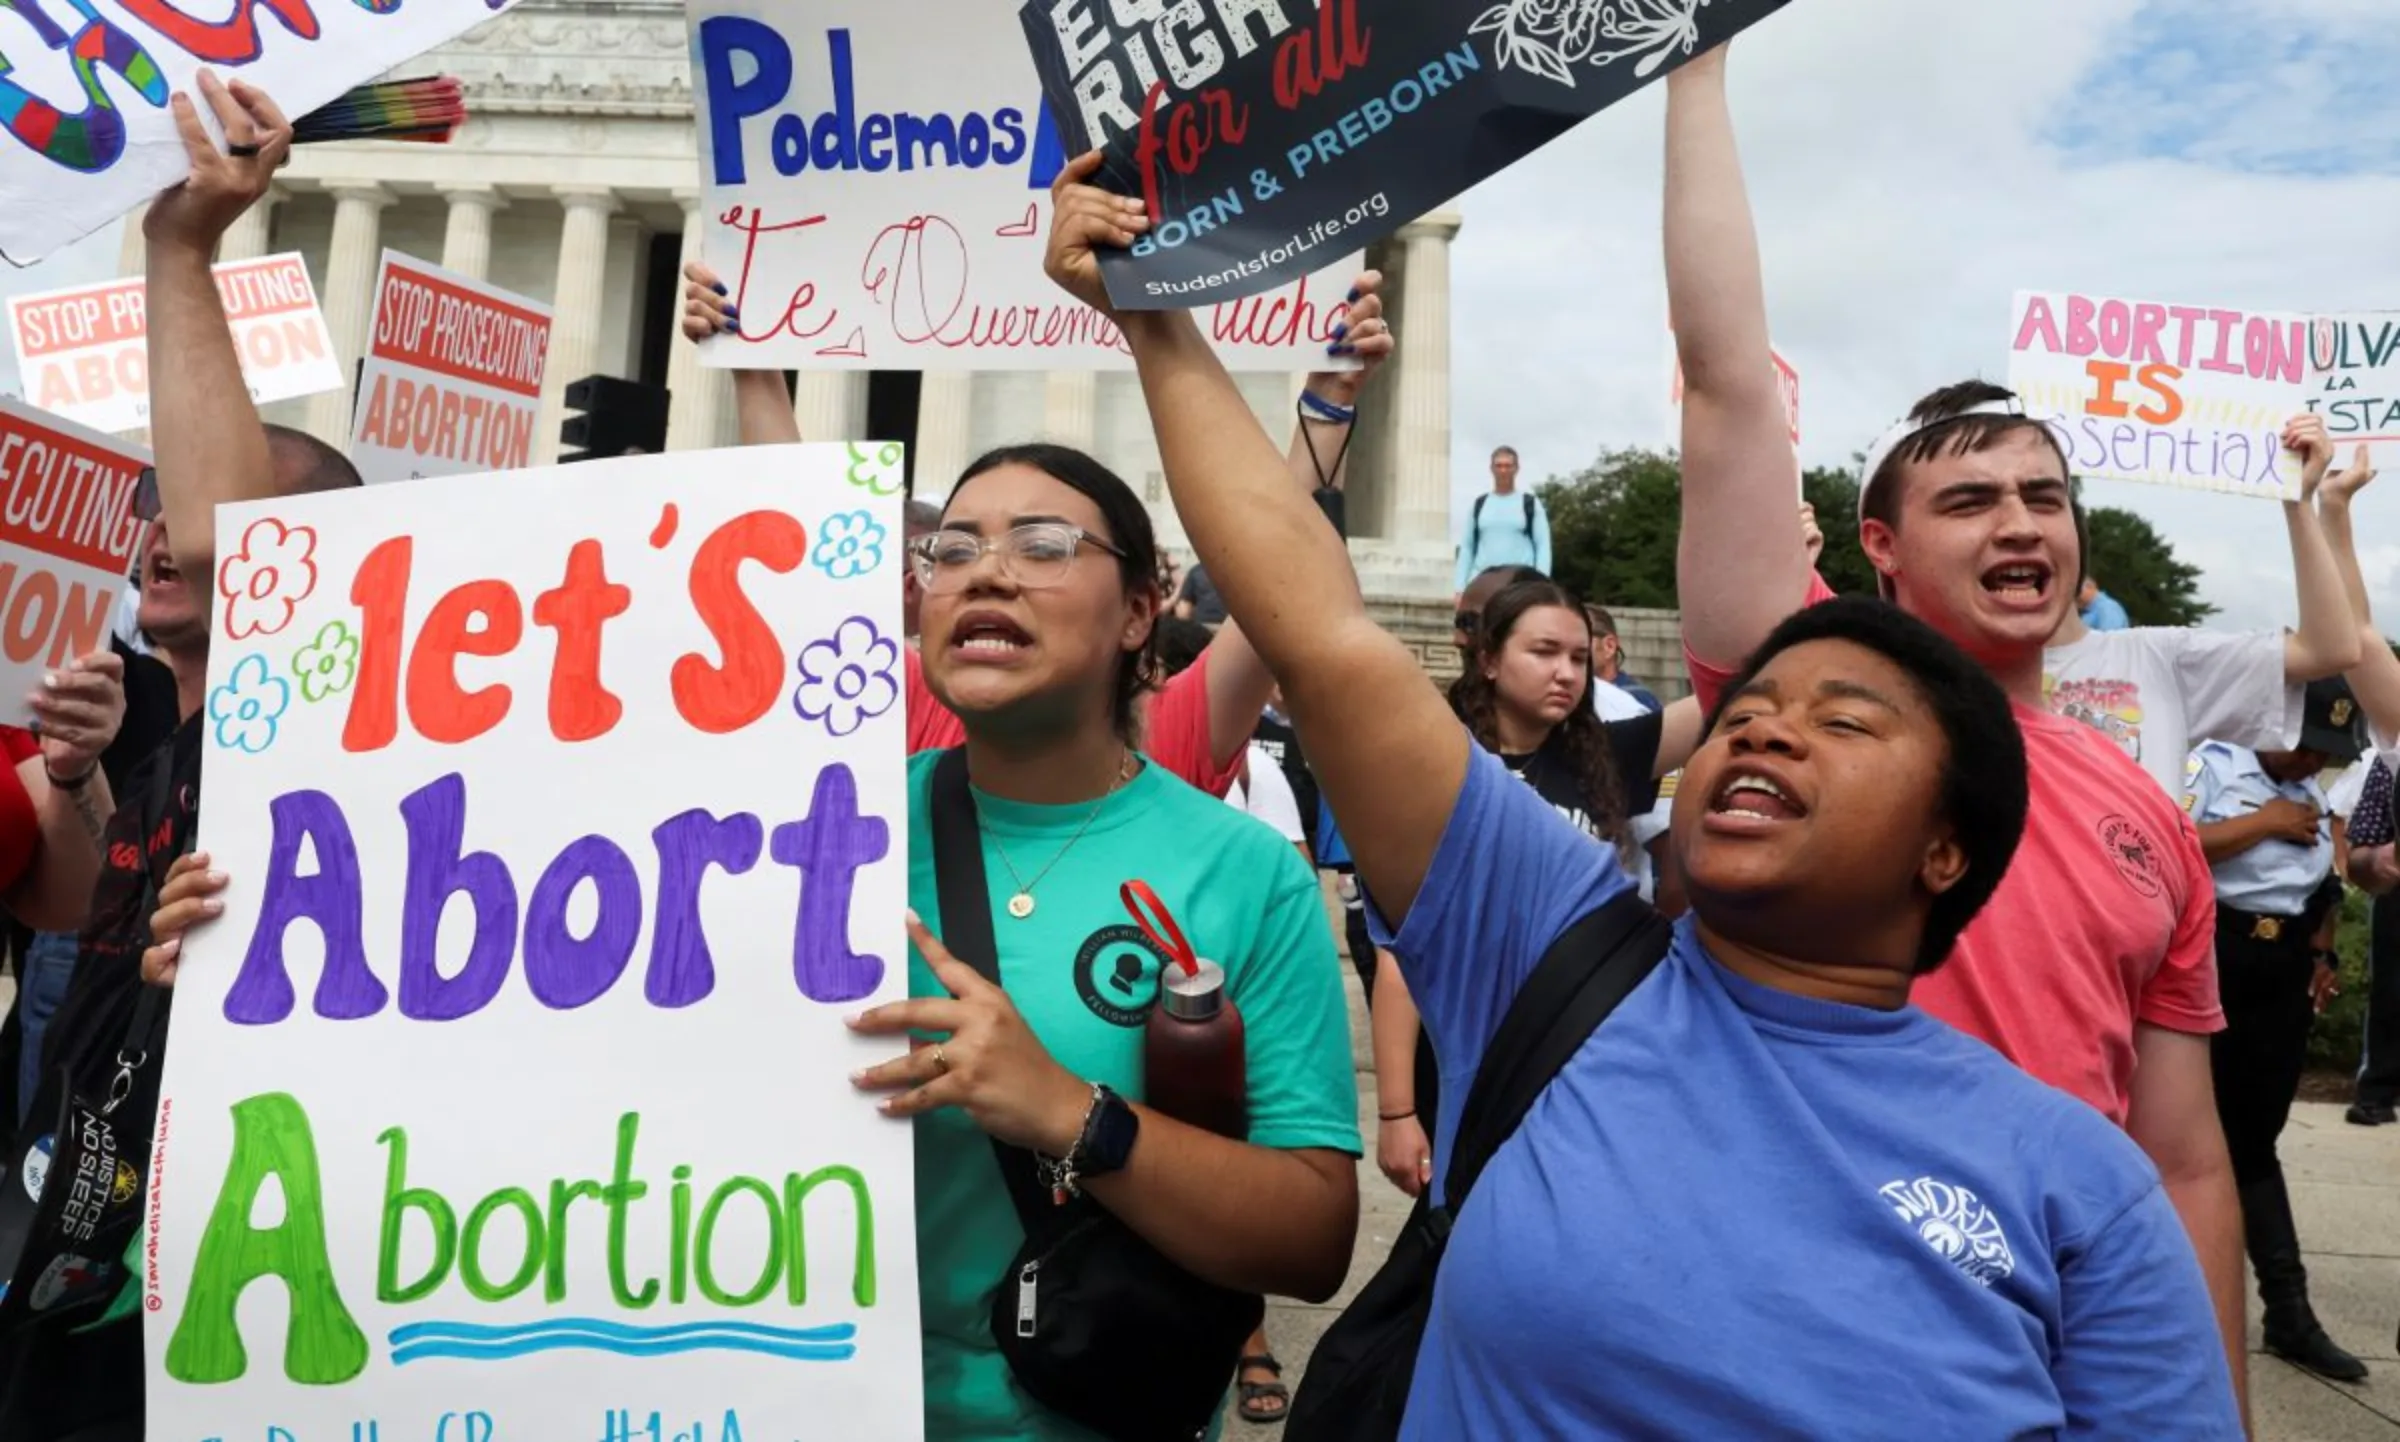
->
[134,466,160,523]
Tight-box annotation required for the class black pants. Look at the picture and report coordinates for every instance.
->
[2360,893,2400,1108]
[2211,913,2318,1188]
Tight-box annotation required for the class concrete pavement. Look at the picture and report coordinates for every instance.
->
[1247,967,2400,1439]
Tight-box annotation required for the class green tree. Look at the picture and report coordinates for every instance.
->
[1541,448,1878,604]
[2080,505,2215,627]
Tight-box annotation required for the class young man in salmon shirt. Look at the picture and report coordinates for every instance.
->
[1662,42,2261,1422]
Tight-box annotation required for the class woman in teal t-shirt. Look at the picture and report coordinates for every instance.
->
[847,443,1363,1440]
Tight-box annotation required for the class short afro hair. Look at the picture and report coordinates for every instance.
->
[1706,596,2029,973]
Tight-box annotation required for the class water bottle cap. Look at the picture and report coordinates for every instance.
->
[1159,958,1227,1021]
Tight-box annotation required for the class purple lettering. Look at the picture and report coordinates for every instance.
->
[224,790,381,1025]
[645,810,765,1008]
[769,764,888,1005]
[523,836,644,1010]
[398,773,518,1022]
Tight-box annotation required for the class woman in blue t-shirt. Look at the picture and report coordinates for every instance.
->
[1041,158,2241,1438]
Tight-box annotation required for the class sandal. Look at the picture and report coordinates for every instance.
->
[1236,1353,1288,1424]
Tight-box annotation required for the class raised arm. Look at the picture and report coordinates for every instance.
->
[1664,43,1807,668]
[682,261,801,446]
[2315,444,2400,744]
[143,71,290,584]
[1199,274,1395,768]
[2279,415,2362,681]
[1044,155,1464,921]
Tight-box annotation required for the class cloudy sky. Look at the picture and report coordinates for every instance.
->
[1445,0,2400,628]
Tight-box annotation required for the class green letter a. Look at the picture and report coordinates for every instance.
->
[164,1092,368,1385]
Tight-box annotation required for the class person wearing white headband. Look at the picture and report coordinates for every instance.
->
[2040,410,2357,800]
[1662,39,2255,1421]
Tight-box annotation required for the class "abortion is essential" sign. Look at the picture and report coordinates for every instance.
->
[147,447,924,1439]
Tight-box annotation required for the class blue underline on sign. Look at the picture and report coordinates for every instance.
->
[388,1318,859,1365]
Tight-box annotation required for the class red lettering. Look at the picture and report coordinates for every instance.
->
[343,536,411,754]
[718,205,839,345]
[46,581,109,669]
[115,0,320,64]
[1132,83,1250,224]
[532,539,631,743]
[1272,0,1371,109]
[671,512,809,735]
[405,579,523,746]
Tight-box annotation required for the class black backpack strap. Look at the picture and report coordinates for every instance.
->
[928,748,1068,1240]
[1442,891,1671,1210]
[1522,491,1537,535]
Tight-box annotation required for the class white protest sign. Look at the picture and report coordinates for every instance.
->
[6,253,342,434]
[2008,289,2309,500]
[0,0,517,262]
[0,399,147,722]
[2308,313,2400,447]
[350,251,553,484]
[148,447,923,1440]
[686,0,1360,371]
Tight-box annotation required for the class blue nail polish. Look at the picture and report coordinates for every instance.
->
[1331,323,1348,340]
[1346,287,1360,302]
[1329,344,1355,357]
[712,282,728,296]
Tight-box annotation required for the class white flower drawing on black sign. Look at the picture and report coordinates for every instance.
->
[1469,0,1708,88]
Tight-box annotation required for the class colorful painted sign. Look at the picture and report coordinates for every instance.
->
[0,399,148,723]
[146,447,923,1440]
[2308,313,2400,447]
[0,0,519,262]
[6,253,343,434]
[688,0,1360,370]
[349,252,553,484]
[1018,0,1796,308]
[2008,290,2310,500]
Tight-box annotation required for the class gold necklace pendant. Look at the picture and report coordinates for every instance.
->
[1008,893,1036,920]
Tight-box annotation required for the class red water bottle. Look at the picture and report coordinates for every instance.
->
[1124,882,1248,1139]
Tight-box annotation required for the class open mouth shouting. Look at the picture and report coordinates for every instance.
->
[146,547,183,595]
[949,608,1034,664]
[1980,560,2053,611]
[1704,762,1809,835]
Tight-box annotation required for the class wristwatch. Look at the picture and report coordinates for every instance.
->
[1040,1084,1140,1202]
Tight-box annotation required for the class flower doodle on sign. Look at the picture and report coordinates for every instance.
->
[208,654,292,755]
[1470,0,1704,87]
[845,442,906,497]
[813,511,888,581]
[291,620,361,703]
[793,617,900,739]
[216,518,321,640]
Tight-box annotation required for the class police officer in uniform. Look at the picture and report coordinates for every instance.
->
[2185,677,2371,1383]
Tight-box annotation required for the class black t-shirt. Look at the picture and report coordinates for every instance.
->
[0,715,199,1441]
[1250,711,1321,856]
[1178,564,1228,626]
[1499,711,1664,840]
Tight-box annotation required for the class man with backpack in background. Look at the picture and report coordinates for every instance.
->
[1453,446,1551,606]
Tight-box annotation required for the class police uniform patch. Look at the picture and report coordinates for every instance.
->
[2332,699,2354,727]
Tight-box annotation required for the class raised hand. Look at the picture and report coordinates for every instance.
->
[682,260,739,342]
[1308,270,1394,408]
[143,850,230,988]
[848,911,1093,1154]
[1044,150,1150,319]
[2283,412,2334,500]
[146,71,291,254]
[2322,442,2378,507]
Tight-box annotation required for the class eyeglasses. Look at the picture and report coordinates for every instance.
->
[909,523,1127,594]
[134,466,160,523]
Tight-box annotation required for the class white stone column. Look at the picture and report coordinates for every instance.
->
[438,184,506,280]
[538,186,619,463]
[913,373,975,502]
[1041,370,1097,450]
[664,196,730,452]
[216,186,280,263]
[1388,211,1461,552]
[301,182,393,445]
[793,373,869,444]
[118,203,148,278]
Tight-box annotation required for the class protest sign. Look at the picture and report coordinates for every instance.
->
[146,447,923,1440]
[350,252,553,484]
[7,253,343,434]
[2008,290,2310,500]
[1018,0,1796,309]
[0,400,146,722]
[688,0,1360,370]
[0,0,516,262]
[2308,313,2400,447]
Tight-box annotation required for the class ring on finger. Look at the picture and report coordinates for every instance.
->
[228,141,262,158]
[929,1044,949,1076]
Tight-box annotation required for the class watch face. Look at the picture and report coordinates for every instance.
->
[1083,1089,1140,1176]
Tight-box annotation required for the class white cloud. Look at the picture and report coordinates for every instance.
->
[1446,0,2400,629]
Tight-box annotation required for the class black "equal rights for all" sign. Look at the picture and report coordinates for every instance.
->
[1019,0,1797,310]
